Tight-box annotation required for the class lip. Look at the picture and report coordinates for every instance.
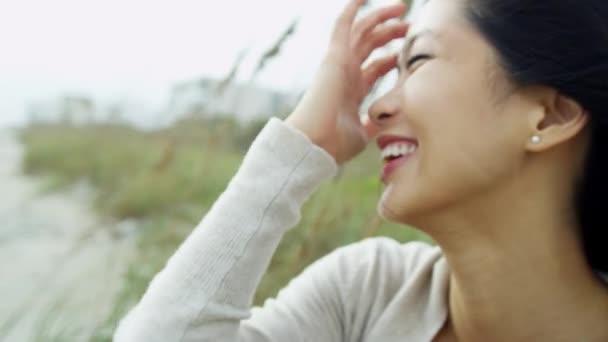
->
[377,134,418,185]
[381,154,414,184]
[376,134,418,150]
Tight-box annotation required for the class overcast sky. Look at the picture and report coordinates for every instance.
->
[0,0,415,127]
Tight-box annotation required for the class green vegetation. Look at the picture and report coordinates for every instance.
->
[20,115,431,340]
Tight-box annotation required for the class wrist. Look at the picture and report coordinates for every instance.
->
[283,116,334,158]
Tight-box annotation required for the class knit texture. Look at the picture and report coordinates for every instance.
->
[113,117,449,342]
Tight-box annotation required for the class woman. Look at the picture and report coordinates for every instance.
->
[114,0,608,340]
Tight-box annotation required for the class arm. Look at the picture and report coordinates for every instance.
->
[113,118,338,341]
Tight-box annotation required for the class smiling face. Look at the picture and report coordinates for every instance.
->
[369,0,538,226]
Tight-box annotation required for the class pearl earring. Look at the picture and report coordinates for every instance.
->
[531,135,542,144]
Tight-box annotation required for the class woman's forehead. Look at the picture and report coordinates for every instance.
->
[397,0,499,76]
[405,0,478,52]
[408,0,464,29]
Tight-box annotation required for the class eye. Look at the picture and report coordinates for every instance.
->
[406,54,431,70]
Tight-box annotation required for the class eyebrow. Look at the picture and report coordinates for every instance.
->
[397,29,437,70]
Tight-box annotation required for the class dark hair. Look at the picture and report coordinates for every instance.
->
[463,0,608,272]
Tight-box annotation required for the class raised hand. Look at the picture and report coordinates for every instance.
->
[285,0,409,164]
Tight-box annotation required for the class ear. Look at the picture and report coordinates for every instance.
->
[526,91,589,152]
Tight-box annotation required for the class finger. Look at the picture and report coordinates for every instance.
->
[357,22,408,62]
[361,114,378,139]
[352,3,406,42]
[362,53,399,91]
[332,0,367,43]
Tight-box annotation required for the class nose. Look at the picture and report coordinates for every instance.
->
[368,86,402,127]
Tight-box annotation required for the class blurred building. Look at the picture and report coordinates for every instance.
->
[167,77,301,122]
[27,95,95,126]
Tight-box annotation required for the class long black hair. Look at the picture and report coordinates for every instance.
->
[463,0,608,272]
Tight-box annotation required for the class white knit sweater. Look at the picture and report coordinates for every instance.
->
[113,117,450,341]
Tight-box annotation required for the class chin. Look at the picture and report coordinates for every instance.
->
[377,192,418,225]
[377,185,446,228]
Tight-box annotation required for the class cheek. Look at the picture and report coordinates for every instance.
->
[420,106,522,210]
[405,64,492,160]
[391,65,519,210]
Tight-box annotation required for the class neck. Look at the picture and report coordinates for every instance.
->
[421,154,608,341]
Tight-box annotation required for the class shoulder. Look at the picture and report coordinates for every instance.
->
[302,237,442,289]
[301,236,445,298]
[330,238,447,340]
[324,237,444,298]
[335,236,442,275]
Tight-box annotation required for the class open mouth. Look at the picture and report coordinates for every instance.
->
[380,141,418,183]
[381,142,417,164]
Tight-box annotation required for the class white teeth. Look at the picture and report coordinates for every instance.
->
[381,142,417,160]
[398,145,406,155]
[391,145,399,156]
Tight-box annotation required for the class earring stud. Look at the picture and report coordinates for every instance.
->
[531,135,542,144]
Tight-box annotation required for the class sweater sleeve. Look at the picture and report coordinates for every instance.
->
[113,117,340,342]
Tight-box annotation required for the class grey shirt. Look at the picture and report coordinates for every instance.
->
[113,117,450,341]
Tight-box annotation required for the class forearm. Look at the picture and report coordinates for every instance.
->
[113,117,338,341]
